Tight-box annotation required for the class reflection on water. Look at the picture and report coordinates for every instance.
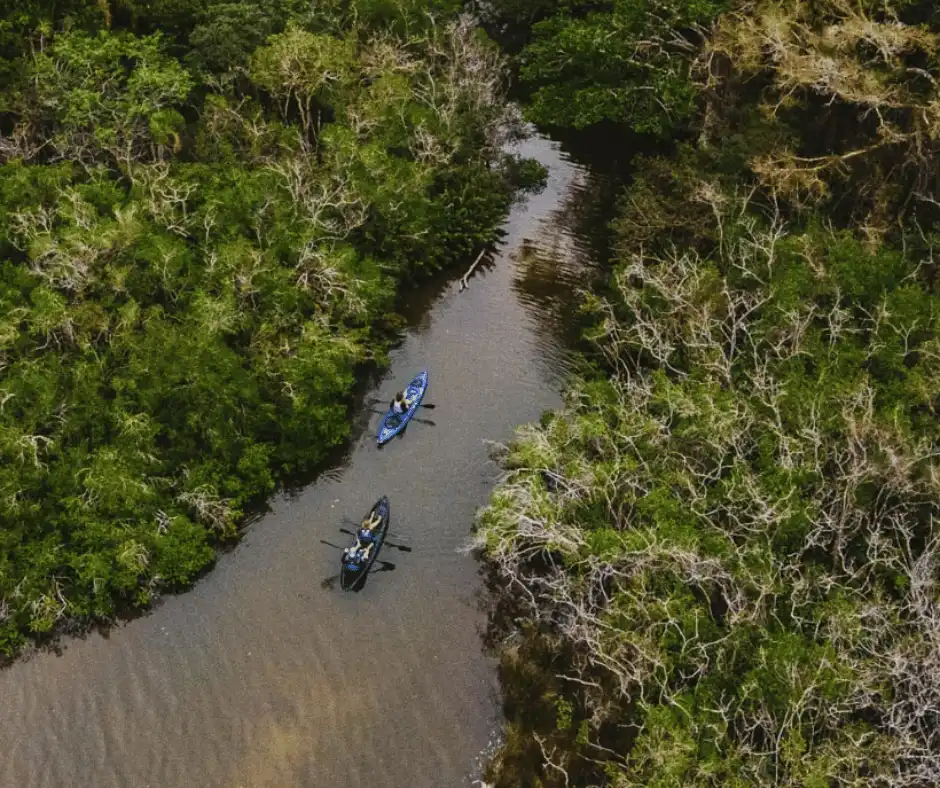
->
[0,132,601,788]
[510,143,617,386]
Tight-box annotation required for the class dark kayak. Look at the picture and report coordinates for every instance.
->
[340,496,390,592]
[377,370,428,445]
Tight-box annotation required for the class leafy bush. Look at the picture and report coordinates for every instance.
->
[483,0,728,134]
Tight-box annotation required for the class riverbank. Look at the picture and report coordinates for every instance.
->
[475,1,940,785]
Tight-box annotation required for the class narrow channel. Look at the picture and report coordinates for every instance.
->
[0,132,597,788]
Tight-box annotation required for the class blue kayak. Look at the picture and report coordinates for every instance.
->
[377,370,428,445]
[341,496,390,592]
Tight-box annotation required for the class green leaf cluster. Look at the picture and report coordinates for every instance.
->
[484,0,728,134]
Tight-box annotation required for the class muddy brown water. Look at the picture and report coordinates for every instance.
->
[0,133,600,788]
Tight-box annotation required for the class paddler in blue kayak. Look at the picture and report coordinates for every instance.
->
[390,389,414,416]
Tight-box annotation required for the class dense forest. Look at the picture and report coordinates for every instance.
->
[477,0,940,786]
[0,0,540,654]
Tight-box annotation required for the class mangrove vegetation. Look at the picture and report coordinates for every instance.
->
[0,0,531,654]
[477,1,940,785]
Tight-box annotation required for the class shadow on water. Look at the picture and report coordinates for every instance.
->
[531,120,670,268]
[319,559,397,594]
[506,124,655,385]
[347,559,397,593]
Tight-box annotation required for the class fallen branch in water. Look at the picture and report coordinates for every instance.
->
[459,248,490,291]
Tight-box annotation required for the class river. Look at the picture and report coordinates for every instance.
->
[0,132,599,788]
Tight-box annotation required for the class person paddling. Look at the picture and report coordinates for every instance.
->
[354,511,382,560]
[343,544,364,565]
[390,389,413,416]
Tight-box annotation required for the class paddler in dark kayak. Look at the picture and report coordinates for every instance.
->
[390,389,414,416]
[343,545,365,566]
[344,510,381,564]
